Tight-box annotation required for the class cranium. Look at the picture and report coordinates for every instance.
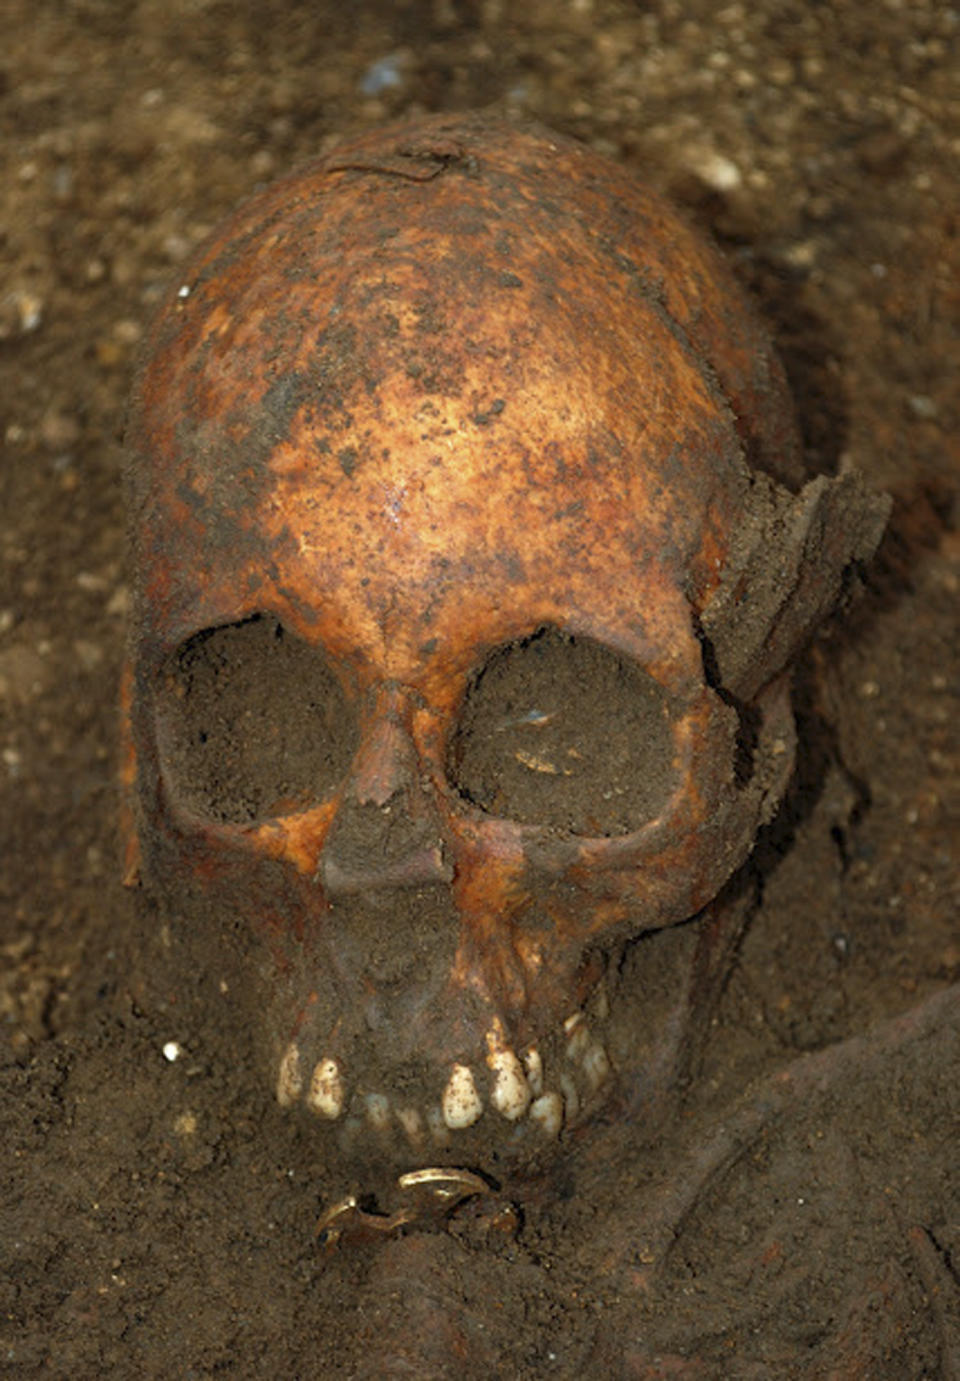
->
[124,114,888,1200]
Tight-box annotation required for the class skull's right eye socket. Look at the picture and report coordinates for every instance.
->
[156,615,358,824]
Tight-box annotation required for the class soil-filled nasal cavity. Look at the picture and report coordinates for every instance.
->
[449,627,677,835]
[158,614,358,823]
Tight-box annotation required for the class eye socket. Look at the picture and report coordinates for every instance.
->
[448,627,676,836]
[157,614,358,824]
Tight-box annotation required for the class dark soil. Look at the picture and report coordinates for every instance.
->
[2,2,958,1377]
[161,614,357,824]
[451,628,676,833]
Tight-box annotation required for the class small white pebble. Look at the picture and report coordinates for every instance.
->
[686,147,743,191]
[908,394,938,420]
[113,319,142,345]
[162,1041,183,1063]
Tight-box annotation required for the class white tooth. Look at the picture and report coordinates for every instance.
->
[529,1091,564,1138]
[276,1042,303,1108]
[442,1063,483,1129]
[565,1021,590,1061]
[337,1115,362,1152]
[396,1107,423,1146]
[365,1092,391,1132]
[306,1057,344,1118]
[523,1047,544,1098]
[563,1011,584,1037]
[559,1072,580,1121]
[489,1048,532,1121]
[582,1039,611,1091]
[427,1106,451,1146]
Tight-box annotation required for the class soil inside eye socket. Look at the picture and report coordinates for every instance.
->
[157,614,358,824]
[448,626,677,836]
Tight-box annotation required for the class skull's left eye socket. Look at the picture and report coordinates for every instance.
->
[448,626,677,836]
[156,614,357,824]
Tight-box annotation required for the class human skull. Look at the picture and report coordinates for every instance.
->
[124,115,888,1195]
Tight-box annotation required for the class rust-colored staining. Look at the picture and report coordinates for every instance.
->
[125,113,889,1191]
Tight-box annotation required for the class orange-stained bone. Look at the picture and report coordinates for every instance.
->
[124,114,888,1184]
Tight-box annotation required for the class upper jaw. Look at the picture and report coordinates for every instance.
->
[272,971,617,1187]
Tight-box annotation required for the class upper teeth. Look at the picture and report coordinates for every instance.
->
[275,1011,612,1146]
[487,1047,533,1120]
[442,1062,483,1129]
[529,1090,564,1138]
[307,1057,345,1118]
[276,1041,304,1108]
[523,1047,544,1097]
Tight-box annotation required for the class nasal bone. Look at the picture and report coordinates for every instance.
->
[317,699,454,899]
[349,710,420,809]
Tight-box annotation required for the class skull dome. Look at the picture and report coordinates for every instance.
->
[124,114,888,1190]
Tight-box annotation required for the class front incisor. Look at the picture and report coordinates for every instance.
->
[307,1057,345,1118]
[442,1063,483,1129]
[488,1048,532,1120]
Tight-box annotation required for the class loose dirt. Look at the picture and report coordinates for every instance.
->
[2,2,957,1376]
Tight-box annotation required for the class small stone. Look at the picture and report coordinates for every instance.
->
[857,130,908,175]
[780,240,818,271]
[113,319,143,346]
[359,50,412,97]
[0,645,50,702]
[767,57,795,86]
[0,290,44,339]
[684,147,743,192]
[162,234,192,263]
[76,571,109,593]
[907,394,938,421]
[74,639,103,671]
[250,150,275,178]
[106,585,131,617]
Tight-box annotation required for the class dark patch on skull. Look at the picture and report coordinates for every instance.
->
[470,398,506,427]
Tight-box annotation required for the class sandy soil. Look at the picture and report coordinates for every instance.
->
[2,2,958,1376]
